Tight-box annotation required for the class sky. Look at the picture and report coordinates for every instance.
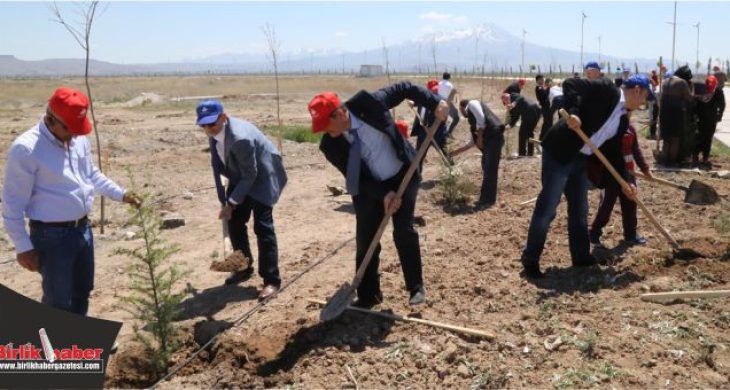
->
[1,1,729,66]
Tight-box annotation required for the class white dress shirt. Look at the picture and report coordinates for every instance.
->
[2,120,125,253]
[346,113,403,181]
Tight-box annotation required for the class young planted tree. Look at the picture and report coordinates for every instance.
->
[51,1,109,233]
[262,23,283,154]
[116,186,188,378]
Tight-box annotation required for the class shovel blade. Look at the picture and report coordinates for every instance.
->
[320,283,356,322]
[684,180,719,205]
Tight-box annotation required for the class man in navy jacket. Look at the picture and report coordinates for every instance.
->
[308,81,448,307]
[520,75,654,278]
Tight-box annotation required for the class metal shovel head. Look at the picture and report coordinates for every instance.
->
[320,282,356,322]
[684,180,719,205]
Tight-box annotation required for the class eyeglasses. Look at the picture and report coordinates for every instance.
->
[48,113,69,132]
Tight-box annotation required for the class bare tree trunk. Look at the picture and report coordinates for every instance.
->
[262,23,283,154]
[52,1,105,233]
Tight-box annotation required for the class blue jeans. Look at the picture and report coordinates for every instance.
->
[30,222,95,316]
[522,151,590,266]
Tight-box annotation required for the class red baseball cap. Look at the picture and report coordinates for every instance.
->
[706,75,718,94]
[426,79,439,93]
[517,78,526,86]
[395,119,409,137]
[48,87,92,136]
[308,92,341,133]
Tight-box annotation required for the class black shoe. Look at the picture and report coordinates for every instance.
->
[520,264,544,279]
[352,294,382,309]
[409,287,427,306]
[572,256,598,267]
[589,231,604,247]
[224,267,254,285]
[624,234,647,246]
[473,201,494,212]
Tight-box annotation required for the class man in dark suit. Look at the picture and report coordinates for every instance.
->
[502,92,541,156]
[535,74,552,140]
[196,100,287,300]
[308,81,448,308]
[520,75,654,278]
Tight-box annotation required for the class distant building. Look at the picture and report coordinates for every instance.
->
[359,64,383,78]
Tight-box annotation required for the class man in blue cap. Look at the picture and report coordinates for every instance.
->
[196,100,287,300]
[520,74,655,278]
[584,61,602,80]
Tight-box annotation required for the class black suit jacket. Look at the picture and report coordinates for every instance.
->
[541,77,629,182]
[319,80,442,200]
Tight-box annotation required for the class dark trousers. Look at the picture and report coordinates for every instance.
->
[416,123,448,170]
[353,170,423,301]
[590,177,638,240]
[522,152,590,266]
[648,100,659,137]
[30,222,94,316]
[446,102,460,136]
[479,133,504,204]
[539,105,552,140]
[663,136,681,166]
[518,112,539,156]
[228,196,281,287]
[694,122,717,161]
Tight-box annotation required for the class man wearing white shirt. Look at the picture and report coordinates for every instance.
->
[438,72,460,137]
[2,87,140,315]
[454,99,506,210]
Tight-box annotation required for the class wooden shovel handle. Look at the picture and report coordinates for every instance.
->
[633,171,689,191]
[558,109,680,249]
[352,116,443,286]
[641,290,730,302]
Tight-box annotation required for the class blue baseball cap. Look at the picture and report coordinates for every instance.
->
[584,61,601,70]
[624,74,656,101]
[196,100,224,125]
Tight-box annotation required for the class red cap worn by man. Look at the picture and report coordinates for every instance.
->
[48,87,93,136]
[308,92,341,133]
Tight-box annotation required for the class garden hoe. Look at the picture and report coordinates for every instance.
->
[320,117,444,322]
[558,109,702,260]
[405,100,452,166]
[633,171,719,205]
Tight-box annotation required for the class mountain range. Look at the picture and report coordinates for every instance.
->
[0,23,682,77]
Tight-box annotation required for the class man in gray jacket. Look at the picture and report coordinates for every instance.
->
[196,100,287,300]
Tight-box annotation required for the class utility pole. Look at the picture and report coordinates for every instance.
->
[521,29,527,75]
[580,11,588,67]
[669,0,677,70]
[693,22,700,72]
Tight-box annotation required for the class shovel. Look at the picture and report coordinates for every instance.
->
[558,109,701,260]
[320,116,444,322]
[633,171,719,205]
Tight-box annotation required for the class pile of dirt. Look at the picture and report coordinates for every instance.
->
[210,250,251,272]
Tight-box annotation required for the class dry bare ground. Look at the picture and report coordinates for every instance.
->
[0,75,728,389]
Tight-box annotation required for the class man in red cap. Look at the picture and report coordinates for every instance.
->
[308,81,448,308]
[693,75,724,167]
[2,87,140,316]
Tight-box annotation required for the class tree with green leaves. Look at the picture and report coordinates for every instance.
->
[116,186,188,378]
